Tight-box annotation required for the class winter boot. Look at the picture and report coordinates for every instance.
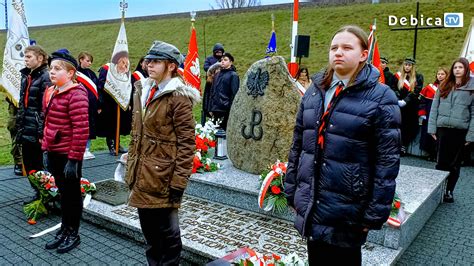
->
[57,228,80,253]
[14,164,23,176]
[443,190,454,203]
[106,138,116,155]
[45,226,68,250]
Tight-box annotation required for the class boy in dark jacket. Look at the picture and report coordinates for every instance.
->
[208,52,240,130]
[17,45,51,202]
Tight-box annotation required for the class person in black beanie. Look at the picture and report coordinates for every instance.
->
[42,50,89,253]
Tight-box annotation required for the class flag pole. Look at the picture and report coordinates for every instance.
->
[271,13,275,32]
[115,0,127,156]
[288,0,299,77]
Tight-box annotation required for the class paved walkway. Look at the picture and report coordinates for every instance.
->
[0,153,472,265]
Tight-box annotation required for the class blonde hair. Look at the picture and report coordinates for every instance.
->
[398,64,416,92]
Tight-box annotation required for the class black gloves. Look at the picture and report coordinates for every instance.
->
[64,160,79,179]
[169,188,184,204]
[42,152,49,171]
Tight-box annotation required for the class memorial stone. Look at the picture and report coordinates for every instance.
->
[227,56,301,174]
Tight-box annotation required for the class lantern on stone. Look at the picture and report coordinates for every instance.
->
[214,129,227,160]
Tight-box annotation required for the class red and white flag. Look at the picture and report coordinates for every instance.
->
[1,0,29,106]
[460,17,474,75]
[368,20,385,84]
[183,25,201,91]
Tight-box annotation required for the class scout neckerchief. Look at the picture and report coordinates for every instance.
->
[318,81,344,149]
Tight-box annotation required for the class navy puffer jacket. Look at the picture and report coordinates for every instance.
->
[284,64,401,248]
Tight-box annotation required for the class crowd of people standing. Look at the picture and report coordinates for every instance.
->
[3,23,473,265]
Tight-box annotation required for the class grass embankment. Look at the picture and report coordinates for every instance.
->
[0,1,472,165]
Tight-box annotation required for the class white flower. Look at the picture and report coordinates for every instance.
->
[196,151,202,160]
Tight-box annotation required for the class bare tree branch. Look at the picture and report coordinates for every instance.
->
[213,0,261,9]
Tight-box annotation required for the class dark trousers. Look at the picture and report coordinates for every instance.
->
[436,127,467,193]
[7,102,22,165]
[307,239,361,266]
[21,141,43,174]
[137,208,181,266]
[47,152,83,230]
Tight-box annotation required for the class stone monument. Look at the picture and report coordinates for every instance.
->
[227,56,301,174]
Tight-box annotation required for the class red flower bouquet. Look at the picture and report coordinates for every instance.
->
[193,120,221,173]
[23,171,96,224]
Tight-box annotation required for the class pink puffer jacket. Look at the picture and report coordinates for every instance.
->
[42,84,89,160]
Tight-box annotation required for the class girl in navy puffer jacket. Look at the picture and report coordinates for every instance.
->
[42,51,89,254]
[285,25,401,265]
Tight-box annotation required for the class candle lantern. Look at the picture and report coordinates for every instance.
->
[214,129,227,160]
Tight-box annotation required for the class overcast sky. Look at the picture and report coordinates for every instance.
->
[0,0,293,28]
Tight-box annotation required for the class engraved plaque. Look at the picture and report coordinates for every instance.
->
[92,179,129,206]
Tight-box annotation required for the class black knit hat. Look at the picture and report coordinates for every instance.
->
[48,49,78,69]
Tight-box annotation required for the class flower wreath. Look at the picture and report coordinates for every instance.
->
[258,160,288,213]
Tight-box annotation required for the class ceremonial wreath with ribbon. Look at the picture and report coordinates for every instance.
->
[257,161,288,213]
[386,193,406,228]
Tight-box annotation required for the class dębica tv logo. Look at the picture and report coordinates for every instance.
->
[388,13,464,28]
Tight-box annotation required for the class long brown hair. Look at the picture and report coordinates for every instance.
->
[439,57,470,98]
[321,25,368,89]
[434,67,448,85]
[397,63,417,92]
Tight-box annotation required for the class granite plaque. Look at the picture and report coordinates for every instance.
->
[110,195,307,259]
[92,179,129,206]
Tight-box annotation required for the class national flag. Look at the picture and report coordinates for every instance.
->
[1,0,29,106]
[183,26,201,91]
[266,31,277,55]
[460,17,474,75]
[104,21,132,110]
[368,20,385,84]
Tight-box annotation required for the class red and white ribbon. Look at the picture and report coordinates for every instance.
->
[257,161,287,211]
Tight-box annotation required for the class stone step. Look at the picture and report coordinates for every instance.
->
[83,195,402,265]
[187,159,448,250]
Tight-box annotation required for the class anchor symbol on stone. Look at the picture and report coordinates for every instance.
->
[241,109,263,140]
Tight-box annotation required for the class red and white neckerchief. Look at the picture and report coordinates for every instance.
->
[76,71,98,99]
[317,82,344,149]
[395,72,413,91]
